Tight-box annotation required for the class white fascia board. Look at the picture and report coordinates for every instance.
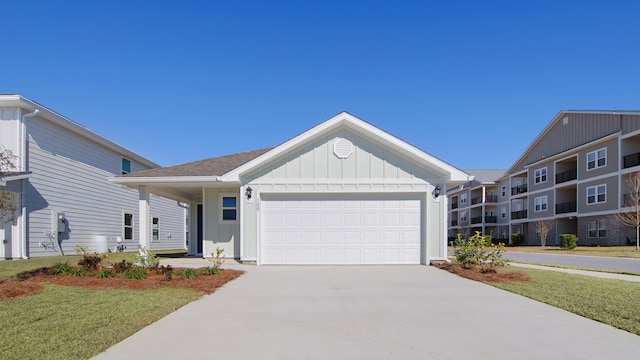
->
[110,176,223,185]
[0,172,31,186]
[0,95,160,169]
[222,111,471,183]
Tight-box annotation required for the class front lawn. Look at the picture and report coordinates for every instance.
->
[492,266,640,336]
[506,246,640,258]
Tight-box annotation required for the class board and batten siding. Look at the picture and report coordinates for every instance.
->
[240,127,447,262]
[0,108,21,167]
[24,114,185,256]
[512,113,621,173]
[202,187,240,258]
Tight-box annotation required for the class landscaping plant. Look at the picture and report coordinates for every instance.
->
[75,244,107,271]
[454,232,508,273]
[134,245,159,269]
[203,247,225,275]
[559,233,578,249]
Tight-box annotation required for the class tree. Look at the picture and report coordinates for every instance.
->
[535,219,554,247]
[616,173,640,251]
[0,147,18,224]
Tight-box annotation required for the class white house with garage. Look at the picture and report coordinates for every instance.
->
[113,112,470,265]
[0,95,186,258]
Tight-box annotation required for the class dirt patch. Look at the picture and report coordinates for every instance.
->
[1,268,244,300]
[435,262,530,283]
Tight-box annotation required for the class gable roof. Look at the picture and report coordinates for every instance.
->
[463,169,505,184]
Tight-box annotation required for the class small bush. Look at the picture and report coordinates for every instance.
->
[78,253,107,271]
[560,233,578,249]
[51,262,73,275]
[454,232,508,273]
[123,267,148,280]
[511,233,525,246]
[134,246,159,269]
[156,265,174,281]
[70,268,92,277]
[175,268,197,280]
[96,269,116,278]
[113,260,134,273]
[201,266,221,276]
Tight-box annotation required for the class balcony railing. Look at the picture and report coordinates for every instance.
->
[623,152,640,169]
[471,194,498,205]
[471,197,481,205]
[511,210,528,219]
[485,215,497,223]
[555,169,577,184]
[555,201,577,214]
[511,184,528,195]
[451,202,459,209]
[451,220,458,226]
[471,216,483,224]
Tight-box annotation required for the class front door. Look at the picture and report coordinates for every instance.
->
[197,204,203,254]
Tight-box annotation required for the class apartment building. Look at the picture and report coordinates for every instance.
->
[448,110,640,246]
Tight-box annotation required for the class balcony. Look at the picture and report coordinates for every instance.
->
[556,169,577,184]
[485,215,497,223]
[555,201,577,214]
[485,195,498,203]
[511,184,528,196]
[451,202,459,209]
[451,220,458,226]
[511,210,528,219]
[471,216,483,224]
[623,152,640,169]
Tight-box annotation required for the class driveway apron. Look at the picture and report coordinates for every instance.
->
[94,265,640,360]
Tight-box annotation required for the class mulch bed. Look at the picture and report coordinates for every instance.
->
[0,267,244,301]
[434,262,530,283]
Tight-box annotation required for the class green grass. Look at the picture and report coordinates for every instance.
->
[493,266,640,335]
[0,252,137,277]
[506,246,640,258]
[0,284,200,360]
[511,261,640,276]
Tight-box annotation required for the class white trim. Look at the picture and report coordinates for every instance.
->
[247,178,431,185]
[219,193,239,224]
[534,195,548,212]
[586,148,607,171]
[586,184,607,205]
[111,176,223,184]
[534,167,548,184]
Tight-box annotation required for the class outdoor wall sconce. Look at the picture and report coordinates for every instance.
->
[433,185,441,199]
[245,186,253,200]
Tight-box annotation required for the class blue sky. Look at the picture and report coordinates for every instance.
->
[2,1,639,170]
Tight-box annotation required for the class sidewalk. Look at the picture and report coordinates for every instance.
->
[509,262,640,282]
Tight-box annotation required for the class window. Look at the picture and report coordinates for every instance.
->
[587,185,606,204]
[460,193,467,204]
[588,221,607,238]
[587,148,606,170]
[124,213,133,240]
[534,196,548,212]
[501,186,506,197]
[152,217,159,241]
[122,158,131,175]
[221,195,238,222]
[534,167,547,184]
[501,207,506,218]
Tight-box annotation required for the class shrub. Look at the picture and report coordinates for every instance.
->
[123,267,148,280]
[203,247,225,276]
[156,265,174,281]
[78,253,107,271]
[511,233,525,246]
[113,260,134,273]
[70,268,92,277]
[96,269,116,278]
[201,266,221,276]
[175,268,197,280]
[454,232,508,273]
[560,233,578,249]
[51,262,73,275]
[134,246,159,269]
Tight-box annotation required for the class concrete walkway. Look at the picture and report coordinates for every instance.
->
[505,251,640,273]
[94,265,640,360]
[510,262,640,282]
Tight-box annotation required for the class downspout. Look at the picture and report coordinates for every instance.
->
[20,109,39,259]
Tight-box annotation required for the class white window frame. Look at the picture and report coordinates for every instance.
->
[588,220,607,238]
[586,148,606,170]
[586,184,606,205]
[501,207,506,218]
[534,196,548,212]
[501,186,506,197]
[534,167,547,184]
[152,217,159,241]
[219,194,239,223]
[122,158,131,175]
[124,213,134,240]
[460,193,467,204]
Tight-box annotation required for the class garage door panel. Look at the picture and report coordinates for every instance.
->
[261,195,422,265]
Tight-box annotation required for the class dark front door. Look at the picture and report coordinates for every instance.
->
[197,204,203,254]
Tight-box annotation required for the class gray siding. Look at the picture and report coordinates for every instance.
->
[528,190,554,219]
[620,114,640,135]
[25,115,185,256]
[529,160,554,191]
[577,139,618,180]
[577,176,619,214]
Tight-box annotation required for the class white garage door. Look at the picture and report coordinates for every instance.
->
[261,194,422,264]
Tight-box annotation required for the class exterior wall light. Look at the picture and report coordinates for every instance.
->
[433,185,441,199]
[245,186,253,200]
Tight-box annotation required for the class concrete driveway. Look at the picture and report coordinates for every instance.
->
[94,265,640,360]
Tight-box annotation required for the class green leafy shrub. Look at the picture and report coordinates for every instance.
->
[156,265,174,281]
[560,233,578,249]
[454,232,508,273]
[201,266,221,276]
[134,246,159,269]
[123,267,148,280]
[51,262,73,275]
[511,233,525,246]
[113,260,134,273]
[203,247,225,276]
[70,268,92,277]
[96,269,116,278]
[175,268,197,280]
[75,244,108,271]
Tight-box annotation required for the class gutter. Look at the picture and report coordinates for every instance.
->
[20,109,39,259]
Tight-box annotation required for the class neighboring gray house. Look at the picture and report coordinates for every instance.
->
[448,110,640,246]
[113,112,470,265]
[0,95,186,258]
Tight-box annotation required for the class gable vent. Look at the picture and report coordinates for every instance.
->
[333,138,354,159]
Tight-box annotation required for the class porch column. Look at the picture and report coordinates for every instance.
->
[139,186,150,250]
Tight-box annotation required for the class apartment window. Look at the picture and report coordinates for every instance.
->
[501,186,506,197]
[534,167,547,184]
[587,148,606,170]
[460,193,467,204]
[122,158,131,175]
[501,207,506,218]
[152,217,159,241]
[460,210,467,223]
[534,196,548,212]
[221,195,238,222]
[124,213,133,240]
[587,185,606,204]
[588,221,606,238]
